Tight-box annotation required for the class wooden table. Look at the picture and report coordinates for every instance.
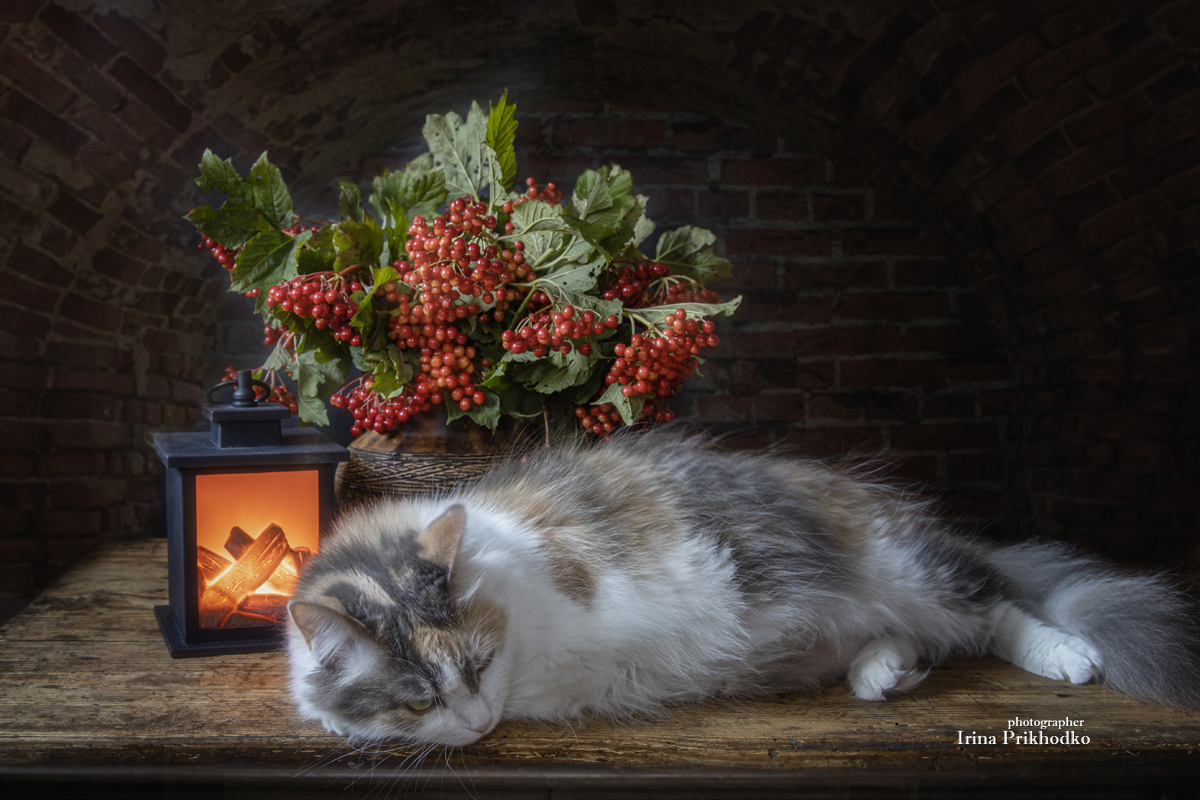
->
[1,540,1197,798]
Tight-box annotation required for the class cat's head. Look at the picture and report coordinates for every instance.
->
[286,504,509,747]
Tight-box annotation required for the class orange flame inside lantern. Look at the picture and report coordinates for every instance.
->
[194,470,320,629]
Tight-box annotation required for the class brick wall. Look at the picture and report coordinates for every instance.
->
[2,0,1198,610]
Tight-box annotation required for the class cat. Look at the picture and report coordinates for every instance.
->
[285,432,1200,747]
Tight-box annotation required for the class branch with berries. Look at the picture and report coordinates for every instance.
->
[187,93,739,437]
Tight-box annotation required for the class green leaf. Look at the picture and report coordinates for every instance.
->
[423,101,502,199]
[510,199,571,235]
[332,217,384,272]
[594,380,646,426]
[292,348,346,425]
[654,225,733,284]
[230,228,309,294]
[486,91,519,192]
[368,154,447,228]
[445,389,501,431]
[338,181,364,222]
[633,295,743,328]
[196,150,250,201]
[262,339,293,372]
[185,203,270,249]
[296,393,330,427]
[247,152,294,229]
[631,194,655,246]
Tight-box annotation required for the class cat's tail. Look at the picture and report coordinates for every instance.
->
[985,541,1200,709]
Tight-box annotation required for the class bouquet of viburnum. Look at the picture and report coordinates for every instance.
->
[188,94,740,437]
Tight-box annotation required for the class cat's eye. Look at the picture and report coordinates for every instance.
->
[407,697,434,713]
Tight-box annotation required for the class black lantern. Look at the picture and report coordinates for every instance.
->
[153,370,347,657]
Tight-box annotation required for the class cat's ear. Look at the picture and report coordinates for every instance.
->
[288,599,371,664]
[416,504,466,574]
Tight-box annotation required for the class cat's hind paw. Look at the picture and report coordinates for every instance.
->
[847,638,927,701]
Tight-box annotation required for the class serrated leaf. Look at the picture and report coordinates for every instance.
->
[655,225,715,262]
[247,152,294,229]
[510,199,571,235]
[338,181,363,222]
[369,154,447,229]
[631,194,655,246]
[655,225,732,284]
[535,251,606,295]
[445,389,501,431]
[594,379,646,426]
[262,339,294,372]
[332,217,384,272]
[570,169,613,220]
[486,91,518,192]
[633,295,743,328]
[196,150,250,200]
[297,393,330,426]
[186,203,270,249]
[423,101,501,199]
[230,228,309,294]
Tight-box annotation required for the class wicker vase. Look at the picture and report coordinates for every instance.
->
[334,407,513,509]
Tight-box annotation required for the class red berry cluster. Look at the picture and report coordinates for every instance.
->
[500,303,619,357]
[605,310,718,400]
[575,399,674,436]
[330,380,436,437]
[601,261,668,307]
[265,276,363,346]
[199,236,236,272]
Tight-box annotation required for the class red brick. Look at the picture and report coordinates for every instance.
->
[797,324,903,357]
[56,47,127,112]
[755,191,808,220]
[47,191,102,234]
[698,189,750,219]
[754,392,806,422]
[812,192,866,221]
[905,96,967,152]
[696,394,753,424]
[606,154,707,185]
[783,261,889,290]
[1034,131,1129,198]
[726,228,831,257]
[46,420,129,449]
[841,358,948,387]
[839,292,951,322]
[842,226,935,256]
[733,329,795,360]
[48,477,128,509]
[722,157,825,186]
[1076,190,1174,252]
[552,118,663,149]
[894,258,967,288]
[995,79,1092,157]
[0,45,77,112]
[996,211,1062,258]
[673,123,775,154]
[107,56,190,131]
[1019,32,1109,97]
[891,421,999,451]
[954,33,1045,112]
[92,12,166,74]
[38,4,119,65]
[776,426,884,457]
[0,90,88,155]
[809,390,920,422]
[58,293,123,333]
[923,391,977,420]
[116,96,176,151]
[794,361,836,389]
[0,1,42,22]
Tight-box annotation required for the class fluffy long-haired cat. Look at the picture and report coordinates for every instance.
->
[286,433,1200,747]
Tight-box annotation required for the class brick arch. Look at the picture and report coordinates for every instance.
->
[1,0,1197,602]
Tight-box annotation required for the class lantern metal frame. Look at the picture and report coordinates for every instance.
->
[152,371,347,657]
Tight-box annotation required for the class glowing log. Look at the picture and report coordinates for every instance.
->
[198,524,289,628]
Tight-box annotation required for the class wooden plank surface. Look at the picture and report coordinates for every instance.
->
[1,540,1197,793]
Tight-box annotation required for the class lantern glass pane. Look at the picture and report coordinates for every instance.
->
[193,470,320,630]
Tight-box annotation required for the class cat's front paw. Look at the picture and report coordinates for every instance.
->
[847,638,926,701]
[1024,630,1103,685]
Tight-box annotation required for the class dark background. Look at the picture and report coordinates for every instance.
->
[1,0,1197,619]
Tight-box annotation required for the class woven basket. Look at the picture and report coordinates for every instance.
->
[334,408,513,509]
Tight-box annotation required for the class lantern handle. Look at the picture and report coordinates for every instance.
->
[205,369,274,408]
